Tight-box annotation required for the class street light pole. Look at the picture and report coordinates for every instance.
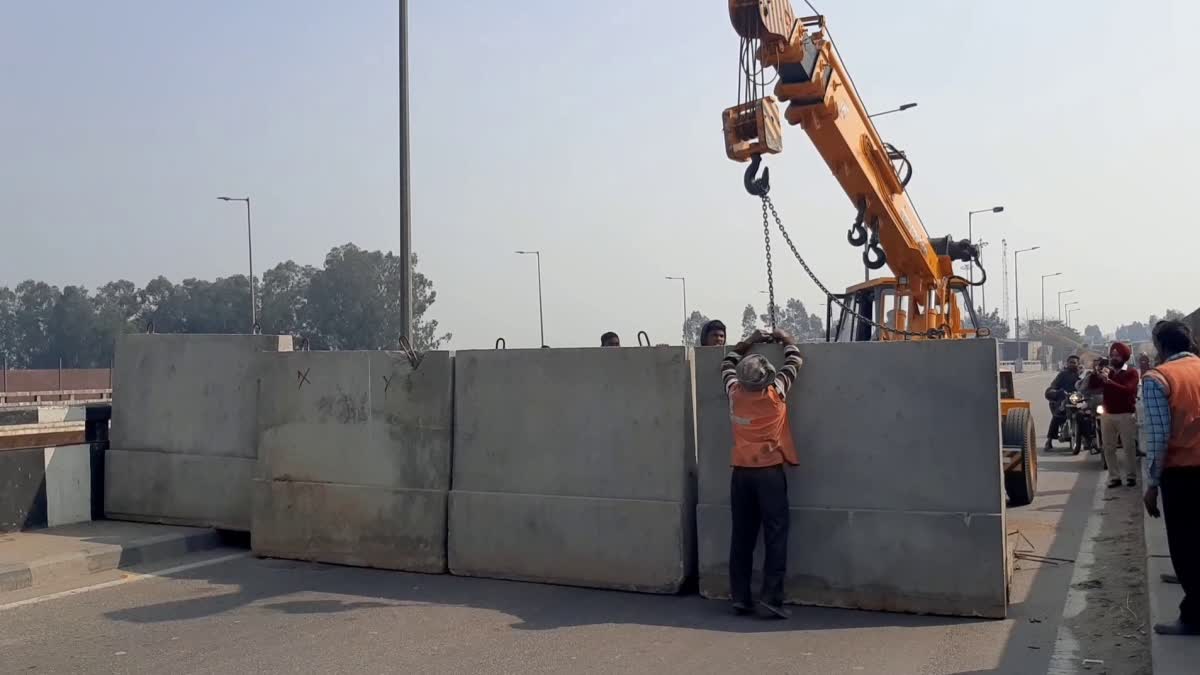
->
[1065,301,1080,328]
[666,276,688,346]
[968,206,1004,307]
[1057,289,1076,322]
[398,0,413,340]
[515,251,545,347]
[1013,246,1039,340]
[217,196,255,332]
[1041,272,1063,329]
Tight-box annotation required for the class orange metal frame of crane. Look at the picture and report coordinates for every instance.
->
[722,1,976,339]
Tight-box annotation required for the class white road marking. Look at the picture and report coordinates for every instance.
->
[1047,471,1106,674]
[0,552,248,612]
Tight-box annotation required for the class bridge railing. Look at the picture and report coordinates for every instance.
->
[0,389,113,406]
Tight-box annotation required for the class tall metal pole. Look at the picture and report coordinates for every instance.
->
[1013,246,1039,340]
[1040,272,1062,334]
[398,0,413,340]
[218,196,256,332]
[245,198,255,331]
[1057,289,1075,322]
[535,251,544,347]
[968,206,1004,308]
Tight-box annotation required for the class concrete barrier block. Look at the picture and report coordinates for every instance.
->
[695,340,1007,617]
[111,333,292,458]
[252,480,446,573]
[694,341,1002,514]
[252,351,453,571]
[697,505,1007,618]
[449,347,696,592]
[105,449,254,531]
[449,491,689,593]
[44,445,91,527]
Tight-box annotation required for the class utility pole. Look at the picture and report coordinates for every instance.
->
[1001,239,1010,330]
[1057,289,1076,322]
[968,206,1004,307]
[398,0,413,340]
[516,251,545,347]
[1013,246,1039,340]
[1041,272,1062,331]
[217,196,255,332]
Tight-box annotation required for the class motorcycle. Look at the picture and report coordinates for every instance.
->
[1061,390,1101,455]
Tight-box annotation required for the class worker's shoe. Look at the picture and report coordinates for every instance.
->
[1107,479,1123,488]
[731,601,754,616]
[1162,573,1181,585]
[758,600,791,620]
[1154,620,1200,636]
[1043,440,1054,452]
[1126,477,1138,487]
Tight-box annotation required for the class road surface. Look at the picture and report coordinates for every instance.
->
[0,369,1149,674]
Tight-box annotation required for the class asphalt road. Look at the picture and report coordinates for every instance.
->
[0,370,1142,675]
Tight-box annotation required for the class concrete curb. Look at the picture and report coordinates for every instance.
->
[1142,500,1200,673]
[0,528,222,593]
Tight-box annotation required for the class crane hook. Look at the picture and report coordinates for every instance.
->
[863,224,887,270]
[847,199,868,247]
[744,155,770,197]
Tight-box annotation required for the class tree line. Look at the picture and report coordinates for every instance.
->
[682,298,826,346]
[0,244,450,369]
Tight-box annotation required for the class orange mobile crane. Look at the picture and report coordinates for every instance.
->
[721,1,1037,505]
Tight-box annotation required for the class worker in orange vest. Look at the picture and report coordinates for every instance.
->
[1143,320,1200,635]
[721,328,803,619]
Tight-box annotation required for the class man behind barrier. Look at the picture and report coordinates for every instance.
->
[721,328,803,619]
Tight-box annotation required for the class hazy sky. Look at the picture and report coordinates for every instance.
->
[2,1,1195,349]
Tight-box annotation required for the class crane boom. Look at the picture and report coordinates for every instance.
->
[722,2,981,338]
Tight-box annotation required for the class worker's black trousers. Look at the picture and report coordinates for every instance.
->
[729,465,790,607]
[1162,466,1200,625]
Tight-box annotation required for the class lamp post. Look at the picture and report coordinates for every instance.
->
[1065,301,1081,328]
[665,276,688,346]
[515,251,545,347]
[1057,289,1076,322]
[398,0,412,340]
[1013,246,1039,340]
[216,196,255,332]
[868,102,918,118]
[1041,272,1063,331]
[968,206,1004,305]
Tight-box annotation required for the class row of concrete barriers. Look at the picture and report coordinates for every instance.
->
[104,334,1009,618]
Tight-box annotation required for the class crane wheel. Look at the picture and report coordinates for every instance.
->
[1003,408,1037,507]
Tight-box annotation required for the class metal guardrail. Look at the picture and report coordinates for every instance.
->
[0,389,113,406]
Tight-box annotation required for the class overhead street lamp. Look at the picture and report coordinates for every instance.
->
[1013,246,1039,340]
[665,276,688,346]
[515,251,545,347]
[1065,301,1081,328]
[1057,289,1076,322]
[868,102,918,118]
[1041,272,1063,329]
[968,206,1004,305]
[216,196,256,332]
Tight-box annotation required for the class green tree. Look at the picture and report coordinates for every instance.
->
[1084,324,1104,344]
[46,286,100,368]
[260,261,316,337]
[761,298,823,341]
[0,287,18,367]
[92,280,139,364]
[974,306,1009,339]
[682,310,711,347]
[740,304,758,340]
[13,281,60,368]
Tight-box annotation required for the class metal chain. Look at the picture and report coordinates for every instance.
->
[759,194,942,339]
[761,198,777,331]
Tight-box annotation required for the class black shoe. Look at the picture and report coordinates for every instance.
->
[1107,479,1123,488]
[1126,478,1138,487]
[1044,441,1054,451]
[1162,573,1181,584]
[1154,620,1200,636]
[758,600,791,619]
[731,601,754,616]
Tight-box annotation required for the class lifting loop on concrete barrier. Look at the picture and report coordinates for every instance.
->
[144,321,155,334]
[296,336,310,351]
[397,335,424,369]
[252,322,262,336]
[638,331,650,347]
[495,337,506,349]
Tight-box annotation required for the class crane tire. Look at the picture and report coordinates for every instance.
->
[1003,408,1038,507]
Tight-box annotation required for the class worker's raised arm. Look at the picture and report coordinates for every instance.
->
[770,330,803,399]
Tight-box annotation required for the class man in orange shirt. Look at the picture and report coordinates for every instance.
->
[722,328,803,619]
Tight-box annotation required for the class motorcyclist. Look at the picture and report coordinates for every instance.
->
[1045,355,1083,450]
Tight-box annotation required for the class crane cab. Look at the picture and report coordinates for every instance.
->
[825,277,986,342]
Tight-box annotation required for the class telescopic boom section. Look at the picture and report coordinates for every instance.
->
[722,1,966,306]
